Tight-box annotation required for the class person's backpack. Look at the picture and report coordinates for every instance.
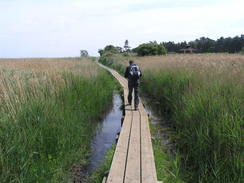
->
[129,64,141,80]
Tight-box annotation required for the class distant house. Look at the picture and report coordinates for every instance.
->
[179,45,197,54]
[241,34,244,39]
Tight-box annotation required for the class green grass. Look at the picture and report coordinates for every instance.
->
[99,53,128,75]
[142,70,243,183]
[150,123,185,183]
[0,71,116,182]
[99,53,243,183]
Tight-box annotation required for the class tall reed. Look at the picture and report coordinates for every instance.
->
[99,53,244,183]
[0,59,116,182]
[141,70,243,183]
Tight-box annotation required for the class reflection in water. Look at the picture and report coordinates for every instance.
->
[143,100,169,125]
[142,99,176,155]
[86,94,122,173]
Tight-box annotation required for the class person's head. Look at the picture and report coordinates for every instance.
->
[129,60,134,65]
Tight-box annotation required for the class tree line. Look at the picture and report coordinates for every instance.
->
[98,40,167,56]
[98,35,244,57]
[163,35,244,53]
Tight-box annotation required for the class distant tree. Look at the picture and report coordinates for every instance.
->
[216,37,225,52]
[98,45,120,56]
[98,49,104,56]
[158,43,167,55]
[80,50,89,57]
[162,41,177,52]
[162,35,244,53]
[124,40,131,52]
[116,46,123,53]
[103,45,119,53]
[194,37,216,52]
[180,41,188,49]
[230,36,243,53]
[134,42,167,56]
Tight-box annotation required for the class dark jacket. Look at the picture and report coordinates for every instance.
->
[124,64,142,80]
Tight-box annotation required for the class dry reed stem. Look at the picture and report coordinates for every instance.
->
[0,58,99,77]
[132,54,244,83]
[0,58,99,121]
[133,54,243,70]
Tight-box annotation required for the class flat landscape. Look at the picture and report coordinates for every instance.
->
[99,52,244,183]
[1,0,243,182]
[0,58,116,182]
[1,54,243,183]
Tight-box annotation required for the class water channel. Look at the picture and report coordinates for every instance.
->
[86,93,122,173]
[76,93,175,182]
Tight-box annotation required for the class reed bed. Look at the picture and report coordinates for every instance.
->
[99,53,244,183]
[0,58,99,77]
[134,54,243,70]
[0,58,115,182]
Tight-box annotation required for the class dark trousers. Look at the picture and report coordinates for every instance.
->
[128,80,139,107]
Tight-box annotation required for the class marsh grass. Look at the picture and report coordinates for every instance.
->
[0,58,116,182]
[140,55,244,183]
[99,53,244,183]
[142,70,243,183]
[149,122,185,183]
[99,53,133,75]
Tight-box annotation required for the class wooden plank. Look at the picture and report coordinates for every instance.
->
[124,111,141,183]
[106,113,132,183]
[110,70,126,84]
[117,77,127,88]
[138,103,148,116]
[140,111,158,183]
[124,88,133,116]
[114,75,125,87]
[102,177,107,183]
[98,62,158,183]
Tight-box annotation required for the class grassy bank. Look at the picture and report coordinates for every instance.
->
[99,53,244,183]
[0,58,116,182]
[99,53,131,75]
[142,69,243,183]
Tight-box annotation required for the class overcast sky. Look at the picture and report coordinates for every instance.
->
[0,0,243,58]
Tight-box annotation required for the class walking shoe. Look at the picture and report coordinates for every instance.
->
[134,106,138,110]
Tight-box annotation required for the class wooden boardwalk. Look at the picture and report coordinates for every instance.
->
[98,63,160,183]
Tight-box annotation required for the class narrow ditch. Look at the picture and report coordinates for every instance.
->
[72,93,123,182]
[87,93,122,173]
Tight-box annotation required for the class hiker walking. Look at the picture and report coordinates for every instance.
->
[124,60,142,110]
